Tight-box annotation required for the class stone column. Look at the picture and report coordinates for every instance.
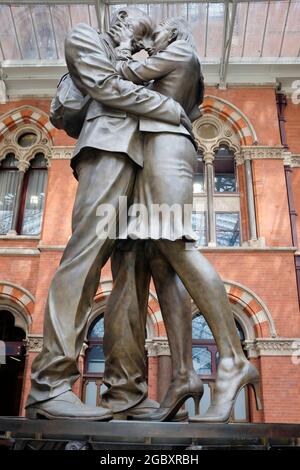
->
[243,151,258,242]
[146,337,172,403]
[203,151,216,246]
[8,160,29,235]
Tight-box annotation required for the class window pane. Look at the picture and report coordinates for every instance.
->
[281,1,300,57]
[206,2,225,58]
[216,212,240,247]
[192,212,207,246]
[192,346,212,375]
[10,5,39,59]
[84,381,97,406]
[192,314,214,340]
[0,6,21,60]
[233,387,247,421]
[193,154,204,193]
[30,5,57,60]
[87,345,105,374]
[243,2,269,57]
[214,146,236,193]
[0,169,18,235]
[21,169,47,235]
[89,316,104,339]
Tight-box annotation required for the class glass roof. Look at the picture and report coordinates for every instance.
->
[0,0,300,92]
[0,1,299,62]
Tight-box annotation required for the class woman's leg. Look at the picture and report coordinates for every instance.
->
[154,240,259,421]
[148,243,203,416]
[155,240,244,360]
[148,243,194,379]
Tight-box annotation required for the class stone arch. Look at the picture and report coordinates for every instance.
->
[0,105,55,144]
[190,280,276,340]
[201,95,258,146]
[92,279,160,340]
[0,281,34,335]
[224,280,276,338]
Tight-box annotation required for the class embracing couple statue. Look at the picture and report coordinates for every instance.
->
[25,7,261,423]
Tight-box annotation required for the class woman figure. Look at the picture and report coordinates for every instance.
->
[112,17,261,422]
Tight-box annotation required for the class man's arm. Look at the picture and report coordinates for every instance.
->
[65,23,181,126]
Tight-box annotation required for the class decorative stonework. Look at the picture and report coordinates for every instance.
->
[0,281,35,317]
[52,146,74,160]
[146,338,171,357]
[0,115,52,167]
[200,95,257,146]
[0,106,55,144]
[290,154,300,168]
[244,338,300,358]
[241,146,285,162]
[27,335,43,353]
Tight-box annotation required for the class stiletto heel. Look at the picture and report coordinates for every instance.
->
[193,395,200,415]
[190,363,262,423]
[134,372,204,421]
[250,380,263,411]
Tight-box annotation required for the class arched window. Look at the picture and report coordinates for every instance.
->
[20,153,48,235]
[192,144,241,247]
[0,310,26,416]
[185,312,249,422]
[0,154,19,235]
[82,315,106,407]
[0,152,48,236]
[214,145,237,193]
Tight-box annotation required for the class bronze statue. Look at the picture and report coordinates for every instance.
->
[25,8,262,423]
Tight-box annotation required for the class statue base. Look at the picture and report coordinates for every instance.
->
[0,417,299,450]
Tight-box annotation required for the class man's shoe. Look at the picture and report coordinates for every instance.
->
[26,391,113,421]
[113,397,188,422]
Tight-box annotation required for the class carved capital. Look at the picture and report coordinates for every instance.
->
[244,337,300,358]
[17,160,30,172]
[27,335,43,353]
[146,337,171,357]
[234,152,244,166]
[203,151,214,165]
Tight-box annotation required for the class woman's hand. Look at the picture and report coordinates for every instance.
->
[110,22,134,51]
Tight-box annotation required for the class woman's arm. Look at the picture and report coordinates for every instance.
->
[116,48,177,85]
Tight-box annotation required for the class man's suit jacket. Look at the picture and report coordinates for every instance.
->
[64,23,182,168]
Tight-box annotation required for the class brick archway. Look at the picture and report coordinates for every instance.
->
[224,281,276,338]
[94,279,164,338]
[0,281,34,333]
[0,106,55,143]
[202,95,258,146]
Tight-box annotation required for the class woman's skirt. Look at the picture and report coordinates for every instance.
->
[122,132,198,242]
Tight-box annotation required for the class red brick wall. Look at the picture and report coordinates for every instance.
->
[292,168,300,244]
[252,159,292,247]
[206,87,281,146]
[285,97,300,154]
[1,89,299,423]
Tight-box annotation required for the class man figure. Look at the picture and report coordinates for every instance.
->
[26,8,187,421]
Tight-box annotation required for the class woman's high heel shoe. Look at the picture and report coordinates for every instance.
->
[189,363,262,423]
[134,372,204,422]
